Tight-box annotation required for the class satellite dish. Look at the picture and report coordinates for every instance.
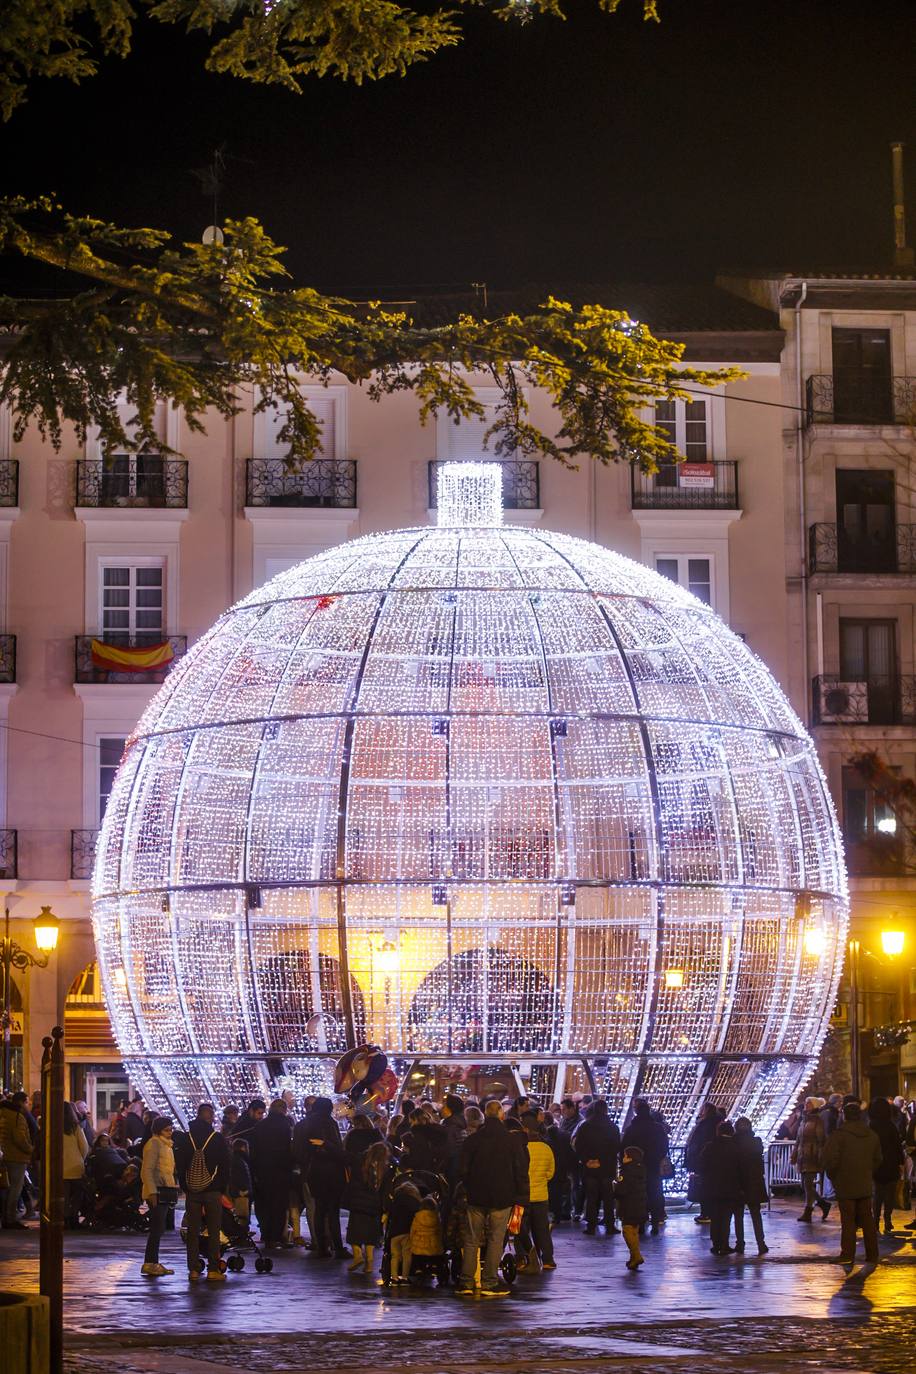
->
[202,225,225,246]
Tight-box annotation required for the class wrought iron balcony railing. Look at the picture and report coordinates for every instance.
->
[76,456,189,508]
[71,829,98,881]
[805,374,916,426]
[812,674,916,726]
[0,459,19,507]
[808,522,916,575]
[630,460,739,510]
[246,458,357,508]
[0,828,17,880]
[75,634,188,684]
[428,459,540,510]
[0,635,15,683]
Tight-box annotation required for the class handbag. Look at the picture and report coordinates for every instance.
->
[895,1178,909,1212]
[659,1155,674,1180]
[157,1185,179,1207]
[687,1171,703,1203]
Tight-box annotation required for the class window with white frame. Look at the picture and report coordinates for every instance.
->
[653,398,708,486]
[101,562,164,642]
[99,737,127,822]
[261,394,338,460]
[439,393,514,461]
[655,554,713,606]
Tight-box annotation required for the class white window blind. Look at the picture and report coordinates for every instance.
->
[264,396,336,459]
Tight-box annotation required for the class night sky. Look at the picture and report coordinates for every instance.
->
[2,0,915,296]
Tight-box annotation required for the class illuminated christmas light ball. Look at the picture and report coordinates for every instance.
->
[92,462,847,1138]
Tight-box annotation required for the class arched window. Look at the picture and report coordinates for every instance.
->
[408,947,554,1055]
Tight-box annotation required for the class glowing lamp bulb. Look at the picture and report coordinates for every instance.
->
[881,930,905,957]
[32,906,60,952]
[375,941,399,975]
[664,968,685,989]
[804,928,827,957]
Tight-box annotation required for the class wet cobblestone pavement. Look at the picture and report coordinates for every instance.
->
[1,1201,913,1373]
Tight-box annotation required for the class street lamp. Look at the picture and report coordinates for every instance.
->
[2,904,60,1093]
[880,929,906,957]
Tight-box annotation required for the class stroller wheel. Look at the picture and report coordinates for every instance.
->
[255,1257,266,1273]
[263,1257,274,1274]
[227,1255,244,1273]
[500,1252,518,1285]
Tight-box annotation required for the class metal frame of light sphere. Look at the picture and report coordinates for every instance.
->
[91,462,848,1139]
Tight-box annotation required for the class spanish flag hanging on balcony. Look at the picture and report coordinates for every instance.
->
[90,639,174,672]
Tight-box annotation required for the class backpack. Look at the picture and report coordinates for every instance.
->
[186,1130,216,1192]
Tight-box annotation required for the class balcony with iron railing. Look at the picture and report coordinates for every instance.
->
[808,522,916,575]
[0,459,19,507]
[630,460,739,510]
[75,634,188,684]
[76,456,188,508]
[812,674,916,726]
[0,635,15,683]
[0,829,17,880]
[70,829,98,881]
[805,374,916,426]
[246,458,357,508]
[428,459,540,510]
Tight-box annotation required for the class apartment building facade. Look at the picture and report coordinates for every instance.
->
[9,275,896,1120]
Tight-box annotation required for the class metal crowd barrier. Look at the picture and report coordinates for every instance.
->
[766,1141,801,1193]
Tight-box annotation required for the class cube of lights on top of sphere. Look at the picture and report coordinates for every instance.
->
[90,458,849,1139]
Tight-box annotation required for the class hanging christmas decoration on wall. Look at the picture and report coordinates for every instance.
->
[91,461,848,1141]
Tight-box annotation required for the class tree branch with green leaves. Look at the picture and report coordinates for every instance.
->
[0,1,659,120]
[0,198,740,466]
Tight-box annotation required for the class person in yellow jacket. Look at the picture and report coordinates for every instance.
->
[0,1091,35,1229]
[518,1111,556,1270]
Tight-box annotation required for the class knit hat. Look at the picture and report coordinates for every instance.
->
[623,1145,644,1163]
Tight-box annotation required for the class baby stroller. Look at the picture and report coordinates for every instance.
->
[181,1196,274,1274]
[90,1176,150,1232]
[380,1169,451,1288]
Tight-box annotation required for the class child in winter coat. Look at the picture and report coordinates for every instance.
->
[614,1145,649,1269]
[386,1180,421,1285]
[344,1142,387,1273]
[229,1138,253,1222]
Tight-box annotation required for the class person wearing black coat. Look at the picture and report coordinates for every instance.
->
[546,1120,575,1221]
[298,1097,348,1257]
[868,1098,905,1233]
[344,1114,384,1159]
[699,1120,743,1256]
[621,1098,669,1233]
[684,1104,719,1225]
[174,1103,231,1279]
[249,1099,293,1247]
[399,1110,449,1176]
[734,1117,768,1255]
[572,1099,620,1235]
[456,1102,529,1295]
[614,1145,648,1269]
[441,1095,467,1183]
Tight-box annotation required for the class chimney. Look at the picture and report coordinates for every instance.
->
[891,142,915,268]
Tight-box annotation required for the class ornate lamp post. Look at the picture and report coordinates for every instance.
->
[1,904,60,1092]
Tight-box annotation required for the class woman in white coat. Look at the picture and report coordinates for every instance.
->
[141,1117,177,1276]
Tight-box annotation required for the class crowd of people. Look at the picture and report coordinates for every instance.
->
[2,1083,914,1292]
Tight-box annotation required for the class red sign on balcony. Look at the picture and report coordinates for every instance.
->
[678,463,716,489]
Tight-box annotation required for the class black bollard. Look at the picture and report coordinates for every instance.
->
[40,1025,65,1374]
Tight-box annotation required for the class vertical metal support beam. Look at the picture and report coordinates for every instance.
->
[40,1025,65,1374]
[849,938,861,1100]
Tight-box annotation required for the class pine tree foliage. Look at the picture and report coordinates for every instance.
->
[0,1,733,469]
[0,198,739,464]
[0,1,659,119]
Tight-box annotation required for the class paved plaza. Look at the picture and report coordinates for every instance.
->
[1,1201,914,1374]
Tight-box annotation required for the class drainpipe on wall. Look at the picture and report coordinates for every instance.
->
[795,281,809,720]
